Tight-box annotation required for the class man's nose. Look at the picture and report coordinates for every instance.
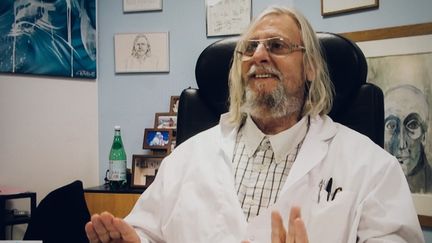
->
[398,128,408,149]
[251,43,271,63]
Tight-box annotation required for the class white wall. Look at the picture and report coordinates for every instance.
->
[0,74,99,238]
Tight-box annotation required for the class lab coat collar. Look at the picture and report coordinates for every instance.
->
[218,113,240,167]
[239,115,309,163]
[280,115,337,194]
[217,113,338,194]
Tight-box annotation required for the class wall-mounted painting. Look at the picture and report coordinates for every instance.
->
[114,32,169,73]
[321,0,378,16]
[0,0,97,79]
[206,0,251,37]
[123,0,163,13]
[347,23,432,226]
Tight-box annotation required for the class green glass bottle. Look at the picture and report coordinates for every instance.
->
[108,125,127,189]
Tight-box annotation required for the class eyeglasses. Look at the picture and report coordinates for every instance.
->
[237,37,305,60]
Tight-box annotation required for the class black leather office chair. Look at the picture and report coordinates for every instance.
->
[176,32,384,147]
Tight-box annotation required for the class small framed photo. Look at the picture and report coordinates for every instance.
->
[169,96,180,113]
[154,112,177,129]
[114,32,169,73]
[206,0,251,37]
[131,154,164,188]
[143,128,173,150]
[321,0,379,16]
[123,0,163,13]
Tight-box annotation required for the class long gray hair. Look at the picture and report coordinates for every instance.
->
[227,6,333,124]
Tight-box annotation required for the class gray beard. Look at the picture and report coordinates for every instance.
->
[240,81,303,119]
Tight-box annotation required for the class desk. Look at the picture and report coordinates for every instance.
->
[84,185,144,218]
[0,192,36,240]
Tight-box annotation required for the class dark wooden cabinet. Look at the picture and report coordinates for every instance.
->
[0,192,36,240]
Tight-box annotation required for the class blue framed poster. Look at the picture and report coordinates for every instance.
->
[0,0,97,79]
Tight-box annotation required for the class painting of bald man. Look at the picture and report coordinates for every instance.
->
[367,53,432,194]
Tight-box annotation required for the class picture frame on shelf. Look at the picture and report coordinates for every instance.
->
[143,128,173,150]
[205,0,251,37]
[131,154,164,188]
[123,0,163,13]
[114,32,169,73]
[169,95,180,113]
[154,112,177,130]
[321,0,378,16]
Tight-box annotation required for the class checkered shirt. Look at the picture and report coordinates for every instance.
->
[232,116,308,222]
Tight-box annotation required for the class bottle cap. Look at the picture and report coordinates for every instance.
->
[114,125,121,130]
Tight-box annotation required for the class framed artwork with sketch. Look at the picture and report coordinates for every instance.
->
[114,32,169,73]
[321,0,378,16]
[343,22,432,226]
[205,0,251,37]
[123,0,162,13]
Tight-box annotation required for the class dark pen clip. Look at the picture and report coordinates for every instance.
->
[331,187,343,201]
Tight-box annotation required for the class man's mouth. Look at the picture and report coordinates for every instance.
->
[255,73,275,78]
[397,156,409,164]
[251,73,279,80]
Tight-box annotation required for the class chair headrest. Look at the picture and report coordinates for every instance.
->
[195,37,238,114]
[194,32,367,116]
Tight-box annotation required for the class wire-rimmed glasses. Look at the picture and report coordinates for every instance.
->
[237,37,305,61]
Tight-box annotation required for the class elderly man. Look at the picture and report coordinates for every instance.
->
[85,6,424,243]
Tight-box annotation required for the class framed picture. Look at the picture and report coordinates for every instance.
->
[114,32,169,73]
[143,128,173,150]
[154,112,177,130]
[341,23,432,227]
[123,0,162,13]
[131,154,164,188]
[0,0,97,78]
[169,96,180,113]
[206,0,251,37]
[321,0,378,16]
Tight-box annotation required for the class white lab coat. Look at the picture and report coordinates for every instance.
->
[125,114,424,243]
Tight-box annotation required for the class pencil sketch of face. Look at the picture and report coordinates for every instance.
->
[131,34,151,59]
[384,85,429,175]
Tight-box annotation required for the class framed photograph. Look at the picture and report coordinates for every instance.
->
[341,23,432,227]
[154,112,177,129]
[321,0,378,16]
[206,0,251,37]
[123,0,162,13]
[143,128,173,150]
[114,32,169,73]
[131,154,164,188]
[169,96,180,113]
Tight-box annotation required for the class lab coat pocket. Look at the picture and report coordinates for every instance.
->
[307,190,355,243]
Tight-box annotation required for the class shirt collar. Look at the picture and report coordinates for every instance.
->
[240,115,309,163]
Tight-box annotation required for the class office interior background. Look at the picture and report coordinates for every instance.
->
[1,0,431,240]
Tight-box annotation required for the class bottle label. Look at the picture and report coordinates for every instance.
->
[109,160,127,181]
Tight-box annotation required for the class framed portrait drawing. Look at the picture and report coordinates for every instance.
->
[123,0,162,13]
[169,96,180,113]
[343,23,432,227]
[154,112,177,130]
[321,0,378,16]
[143,128,173,150]
[206,0,251,37]
[131,154,164,188]
[114,32,169,73]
